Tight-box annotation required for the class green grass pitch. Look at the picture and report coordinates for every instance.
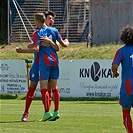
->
[0,99,130,133]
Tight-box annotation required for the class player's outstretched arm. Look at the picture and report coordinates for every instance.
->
[28,42,35,48]
[16,46,39,53]
[111,64,119,78]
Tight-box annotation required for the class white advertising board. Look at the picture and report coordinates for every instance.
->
[57,60,71,97]
[35,60,121,98]
[0,59,121,98]
[57,60,121,98]
[0,60,28,94]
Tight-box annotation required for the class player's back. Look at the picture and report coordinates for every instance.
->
[120,45,133,94]
[120,45,133,77]
[38,27,58,53]
[45,27,62,43]
[38,27,59,66]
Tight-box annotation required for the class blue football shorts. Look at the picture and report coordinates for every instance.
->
[29,63,39,82]
[39,65,59,81]
[119,92,133,108]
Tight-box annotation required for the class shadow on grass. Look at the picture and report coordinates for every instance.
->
[0,94,119,102]
[0,120,36,123]
[73,101,118,105]
[0,94,26,100]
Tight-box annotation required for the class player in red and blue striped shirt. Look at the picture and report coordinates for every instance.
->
[16,27,59,122]
[112,25,133,133]
[35,16,60,122]
[17,11,68,122]
[34,13,69,122]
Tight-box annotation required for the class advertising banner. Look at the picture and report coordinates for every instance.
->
[0,60,28,94]
[57,60,121,98]
[0,59,121,98]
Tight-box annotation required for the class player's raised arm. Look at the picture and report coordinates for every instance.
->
[53,28,69,47]
[57,38,69,47]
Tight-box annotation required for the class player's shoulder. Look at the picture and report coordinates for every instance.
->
[38,27,48,35]
[119,45,129,51]
[46,27,58,31]
[116,45,132,55]
[39,27,47,31]
[32,29,38,35]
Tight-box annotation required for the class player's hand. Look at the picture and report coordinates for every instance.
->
[28,42,35,48]
[16,47,22,53]
[64,39,69,43]
[63,39,69,46]
[113,71,119,78]
[40,36,50,47]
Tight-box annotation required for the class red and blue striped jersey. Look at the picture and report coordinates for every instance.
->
[112,45,133,94]
[38,27,62,66]
[32,30,39,64]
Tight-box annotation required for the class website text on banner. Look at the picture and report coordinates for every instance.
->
[0,60,28,94]
[35,60,121,98]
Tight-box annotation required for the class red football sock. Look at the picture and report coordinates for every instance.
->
[122,109,133,133]
[52,88,60,111]
[48,89,52,108]
[40,89,50,112]
[24,87,36,114]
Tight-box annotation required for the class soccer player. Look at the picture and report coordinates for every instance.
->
[41,11,69,121]
[28,11,69,121]
[33,13,63,122]
[17,12,69,122]
[112,25,133,133]
[41,10,59,111]
[16,26,59,122]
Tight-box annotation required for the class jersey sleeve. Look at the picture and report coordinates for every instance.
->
[31,31,36,42]
[55,28,62,41]
[112,49,123,66]
[32,30,38,45]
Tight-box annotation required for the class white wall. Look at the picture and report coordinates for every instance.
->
[89,0,133,45]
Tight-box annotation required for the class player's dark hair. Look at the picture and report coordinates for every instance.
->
[44,10,56,18]
[34,13,45,23]
[120,25,133,46]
